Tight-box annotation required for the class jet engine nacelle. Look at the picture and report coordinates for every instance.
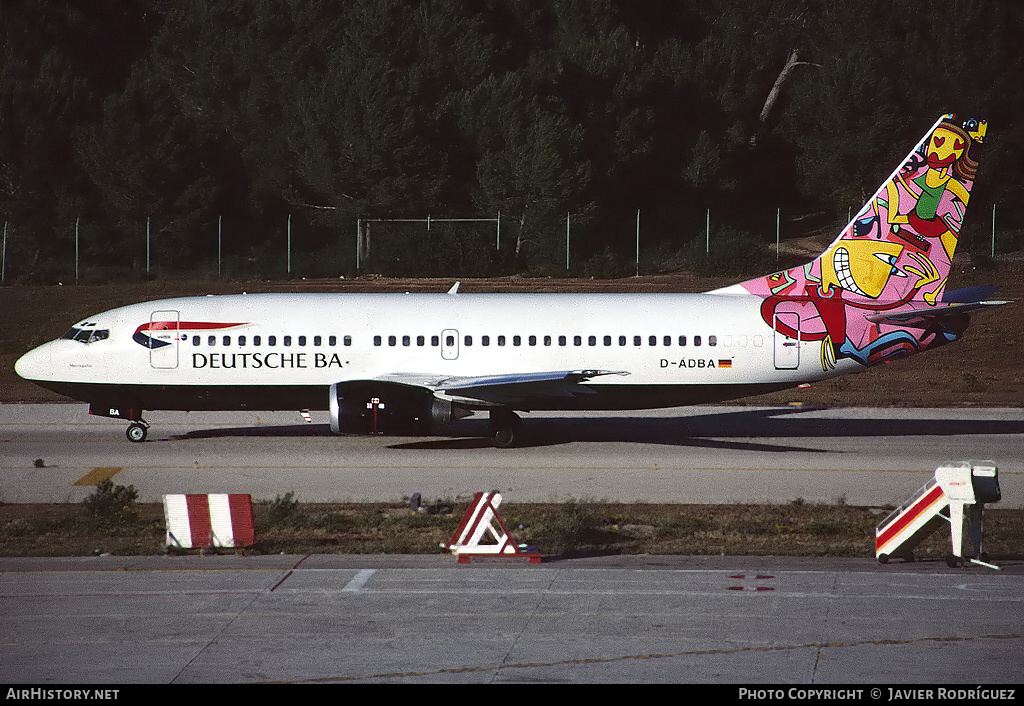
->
[429,397,474,425]
[329,382,470,435]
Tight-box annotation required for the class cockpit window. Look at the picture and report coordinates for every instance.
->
[61,327,109,343]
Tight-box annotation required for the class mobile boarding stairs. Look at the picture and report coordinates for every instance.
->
[875,461,1001,569]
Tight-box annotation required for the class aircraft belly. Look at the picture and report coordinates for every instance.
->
[35,380,328,412]
[503,382,799,411]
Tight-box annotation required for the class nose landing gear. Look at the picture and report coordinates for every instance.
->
[87,404,150,443]
[126,420,149,443]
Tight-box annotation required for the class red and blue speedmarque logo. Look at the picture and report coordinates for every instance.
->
[133,321,248,349]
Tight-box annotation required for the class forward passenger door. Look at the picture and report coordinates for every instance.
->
[149,310,180,369]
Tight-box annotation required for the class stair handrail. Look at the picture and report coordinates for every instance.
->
[877,476,939,531]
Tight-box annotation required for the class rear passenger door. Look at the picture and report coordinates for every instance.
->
[441,329,459,360]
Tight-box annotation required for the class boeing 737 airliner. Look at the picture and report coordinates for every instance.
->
[15,114,1006,446]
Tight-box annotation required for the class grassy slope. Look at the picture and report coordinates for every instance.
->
[2,498,1021,559]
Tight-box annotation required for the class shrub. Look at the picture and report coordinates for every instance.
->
[260,491,305,530]
[582,247,628,279]
[532,502,598,556]
[82,479,140,528]
[683,226,775,277]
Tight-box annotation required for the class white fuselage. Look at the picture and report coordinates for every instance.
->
[15,291,855,413]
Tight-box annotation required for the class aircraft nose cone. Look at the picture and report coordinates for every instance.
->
[14,345,53,381]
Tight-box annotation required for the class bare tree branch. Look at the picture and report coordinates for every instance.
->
[750,49,821,148]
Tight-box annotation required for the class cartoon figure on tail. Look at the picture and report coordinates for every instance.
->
[734,114,989,370]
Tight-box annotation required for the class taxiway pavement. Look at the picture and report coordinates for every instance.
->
[1,404,1021,506]
[1,554,1021,684]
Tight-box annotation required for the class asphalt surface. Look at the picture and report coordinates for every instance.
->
[3,404,1022,684]
[1,404,1021,507]
[1,554,1021,684]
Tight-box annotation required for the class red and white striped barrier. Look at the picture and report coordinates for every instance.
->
[442,491,540,563]
[163,494,255,548]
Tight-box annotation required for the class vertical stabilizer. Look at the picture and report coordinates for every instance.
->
[725,114,986,369]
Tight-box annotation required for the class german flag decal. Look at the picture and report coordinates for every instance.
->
[718,359,733,369]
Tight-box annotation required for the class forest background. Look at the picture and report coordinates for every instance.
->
[2,0,1023,282]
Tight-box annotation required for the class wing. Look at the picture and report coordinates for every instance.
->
[344,369,630,407]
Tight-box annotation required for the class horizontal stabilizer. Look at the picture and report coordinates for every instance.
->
[866,299,1010,326]
[942,286,999,303]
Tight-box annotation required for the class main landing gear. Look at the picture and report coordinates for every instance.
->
[488,410,521,449]
[126,420,149,443]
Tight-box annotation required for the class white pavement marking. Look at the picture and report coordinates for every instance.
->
[342,568,376,592]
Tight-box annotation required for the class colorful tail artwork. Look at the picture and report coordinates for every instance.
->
[726,114,988,371]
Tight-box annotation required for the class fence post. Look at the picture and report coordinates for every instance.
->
[75,217,80,283]
[218,215,222,277]
[287,213,292,276]
[146,216,151,276]
[705,209,710,255]
[776,207,780,262]
[635,208,640,277]
[566,212,570,271]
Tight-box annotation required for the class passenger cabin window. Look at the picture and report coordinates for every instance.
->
[238,335,246,346]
